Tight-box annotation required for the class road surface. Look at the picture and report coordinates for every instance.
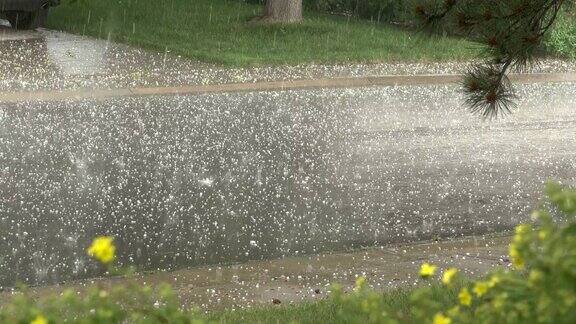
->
[1,26,575,288]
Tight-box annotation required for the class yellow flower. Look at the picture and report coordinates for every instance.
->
[355,276,367,290]
[538,229,550,241]
[513,224,532,246]
[515,224,531,236]
[87,236,116,264]
[31,315,48,324]
[488,275,501,288]
[419,263,437,279]
[433,313,452,324]
[442,268,458,286]
[509,244,525,270]
[473,281,489,297]
[458,288,472,306]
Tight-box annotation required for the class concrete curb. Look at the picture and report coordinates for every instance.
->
[1,72,575,104]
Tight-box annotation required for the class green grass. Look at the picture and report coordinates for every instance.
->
[206,299,344,324]
[46,0,479,67]
[203,285,457,323]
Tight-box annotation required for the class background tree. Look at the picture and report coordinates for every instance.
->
[258,0,303,23]
[415,0,567,117]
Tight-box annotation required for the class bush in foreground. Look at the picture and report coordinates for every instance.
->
[1,182,575,323]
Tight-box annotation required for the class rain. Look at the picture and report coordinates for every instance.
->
[1,10,576,316]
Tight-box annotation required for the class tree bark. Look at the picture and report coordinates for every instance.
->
[262,0,302,23]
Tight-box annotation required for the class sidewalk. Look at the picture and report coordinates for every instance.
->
[5,234,511,311]
[2,72,576,104]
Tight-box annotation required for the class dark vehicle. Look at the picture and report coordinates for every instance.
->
[0,0,59,30]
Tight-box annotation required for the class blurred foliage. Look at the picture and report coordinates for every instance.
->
[545,8,576,59]
[243,0,417,23]
[0,283,201,323]
[308,0,410,23]
[0,236,201,323]
[1,182,575,323]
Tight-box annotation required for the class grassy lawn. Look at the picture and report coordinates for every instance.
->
[46,0,479,67]
[206,299,346,324]
[204,290,413,324]
[204,284,459,323]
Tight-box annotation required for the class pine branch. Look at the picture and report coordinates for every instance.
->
[415,0,567,117]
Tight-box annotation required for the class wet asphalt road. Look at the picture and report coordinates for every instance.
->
[1,27,576,287]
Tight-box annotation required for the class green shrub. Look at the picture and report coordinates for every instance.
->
[242,0,414,23]
[313,0,410,23]
[0,237,203,323]
[545,10,576,59]
[0,284,202,324]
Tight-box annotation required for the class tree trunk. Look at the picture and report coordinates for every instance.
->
[262,0,302,23]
